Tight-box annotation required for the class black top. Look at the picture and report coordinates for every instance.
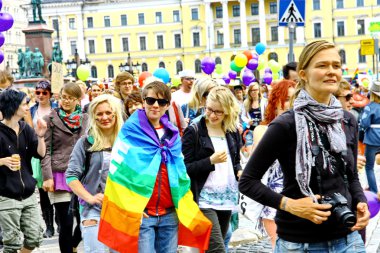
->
[239,110,366,243]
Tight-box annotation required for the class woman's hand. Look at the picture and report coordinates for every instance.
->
[35,118,47,137]
[0,157,21,171]
[358,155,366,170]
[42,179,54,192]
[237,170,243,179]
[284,195,332,225]
[87,193,104,206]
[210,151,227,164]
[351,202,370,231]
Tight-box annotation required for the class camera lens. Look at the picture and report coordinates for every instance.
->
[335,206,356,228]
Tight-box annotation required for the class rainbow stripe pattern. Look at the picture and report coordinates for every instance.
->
[98,109,212,253]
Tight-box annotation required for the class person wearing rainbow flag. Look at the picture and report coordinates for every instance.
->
[98,81,212,253]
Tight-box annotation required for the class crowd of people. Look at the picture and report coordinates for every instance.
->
[0,39,376,253]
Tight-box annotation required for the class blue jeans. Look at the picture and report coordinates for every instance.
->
[138,211,178,253]
[80,208,115,253]
[274,231,365,253]
[365,144,379,193]
[224,224,232,253]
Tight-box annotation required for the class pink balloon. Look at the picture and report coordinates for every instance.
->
[0,12,14,32]
[0,50,4,64]
[365,191,380,218]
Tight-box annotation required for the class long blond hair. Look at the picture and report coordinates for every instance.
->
[243,82,260,113]
[87,94,123,151]
[206,86,239,133]
[188,77,218,111]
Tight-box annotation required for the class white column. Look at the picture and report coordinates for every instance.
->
[278,26,285,45]
[205,2,214,51]
[239,0,248,47]
[76,13,85,59]
[258,0,266,43]
[60,15,69,60]
[296,26,305,44]
[222,0,230,49]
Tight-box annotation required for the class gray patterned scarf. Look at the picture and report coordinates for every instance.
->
[293,89,347,200]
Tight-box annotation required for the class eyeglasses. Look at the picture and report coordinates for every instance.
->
[206,107,224,116]
[92,89,102,92]
[60,96,77,102]
[120,81,134,86]
[35,91,49,96]
[338,93,353,102]
[184,77,194,81]
[250,89,259,92]
[144,97,169,107]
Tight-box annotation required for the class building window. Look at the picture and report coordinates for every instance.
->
[251,3,259,15]
[195,59,201,73]
[358,49,366,63]
[175,34,181,48]
[336,0,344,9]
[268,52,278,62]
[176,61,183,74]
[87,17,93,28]
[138,13,145,25]
[215,57,222,65]
[108,65,114,78]
[337,21,345,36]
[252,27,260,45]
[159,61,165,68]
[69,18,75,29]
[156,12,162,24]
[70,41,76,55]
[378,0,380,5]
[357,19,365,35]
[232,5,240,17]
[313,0,320,10]
[357,0,364,7]
[193,32,200,47]
[234,29,241,44]
[215,6,223,18]
[173,10,180,22]
[142,63,148,72]
[271,26,278,41]
[105,39,112,53]
[314,23,321,38]
[157,35,164,49]
[217,31,224,45]
[140,36,146,51]
[91,66,97,78]
[104,16,111,27]
[191,8,199,20]
[339,49,346,64]
[122,38,129,52]
[52,19,59,31]
[88,40,95,54]
[121,15,127,26]
[269,2,277,14]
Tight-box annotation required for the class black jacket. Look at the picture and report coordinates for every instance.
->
[0,121,43,200]
[182,116,242,203]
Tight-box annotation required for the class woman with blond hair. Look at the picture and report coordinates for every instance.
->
[241,82,264,131]
[182,86,243,253]
[66,94,123,253]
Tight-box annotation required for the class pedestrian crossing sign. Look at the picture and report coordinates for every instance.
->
[278,0,305,27]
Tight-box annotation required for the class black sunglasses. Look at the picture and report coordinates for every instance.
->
[338,93,353,102]
[35,91,49,96]
[144,97,169,107]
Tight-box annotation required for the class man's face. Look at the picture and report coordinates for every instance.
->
[181,77,194,93]
[234,89,243,100]
[288,69,299,83]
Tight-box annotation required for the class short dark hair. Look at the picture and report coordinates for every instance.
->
[125,91,143,116]
[142,81,171,102]
[0,89,27,120]
[282,62,298,80]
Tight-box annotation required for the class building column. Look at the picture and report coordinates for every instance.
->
[76,13,85,59]
[296,26,305,44]
[239,0,248,47]
[278,26,285,45]
[60,15,69,60]
[222,0,230,49]
[205,2,214,51]
[258,0,266,43]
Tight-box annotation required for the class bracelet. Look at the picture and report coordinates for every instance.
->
[281,197,288,211]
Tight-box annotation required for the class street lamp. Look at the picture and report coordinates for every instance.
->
[119,52,141,76]
[65,48,90,79]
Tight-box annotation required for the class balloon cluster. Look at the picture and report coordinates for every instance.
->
[0,0,14,64]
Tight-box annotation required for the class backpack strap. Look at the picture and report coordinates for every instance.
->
[80,136,93,181]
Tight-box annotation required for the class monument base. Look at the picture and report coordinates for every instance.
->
[14,78,46,89]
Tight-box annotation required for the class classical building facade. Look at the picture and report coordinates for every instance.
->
[23,0,380,80]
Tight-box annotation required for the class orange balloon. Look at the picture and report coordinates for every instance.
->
[243,50,253,61]
[138,71,152,87]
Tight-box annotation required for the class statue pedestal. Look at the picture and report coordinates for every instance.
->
[22,23,54,78]
[13,78,46,89]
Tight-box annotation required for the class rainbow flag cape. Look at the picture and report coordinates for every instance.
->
[98,109,212,253]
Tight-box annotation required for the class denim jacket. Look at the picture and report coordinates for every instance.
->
[360,102,380,146]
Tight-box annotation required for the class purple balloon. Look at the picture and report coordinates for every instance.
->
[0,33,4,47]
[0,12,14,32]
[228,70,237,80]
[247,59,258,71]
[0,50,3,64]
[264,67,272,74]
[242,70,255,86]
[263,72,272,85]
[251,52,259,60]
[201,57,216,75]
[365,191,380,218]
[222,75,231,85]
[0,0,2,10]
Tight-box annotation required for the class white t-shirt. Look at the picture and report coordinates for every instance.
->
[171,89,191,107]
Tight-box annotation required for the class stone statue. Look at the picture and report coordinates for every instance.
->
[32,48,44,76]
[17,48,25,77]
[24,47,33,77]
[31,0,44,23]
[52,44,62,63]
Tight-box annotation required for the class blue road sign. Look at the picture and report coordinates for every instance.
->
[278,0,305,27]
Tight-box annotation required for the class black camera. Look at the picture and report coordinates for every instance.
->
[249,118,261,130]
[319,193,356,228]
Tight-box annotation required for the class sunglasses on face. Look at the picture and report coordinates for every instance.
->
[35,91,49,96]
[184,77,194,81]
[338,93,353,102]
[144,97,169,107]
